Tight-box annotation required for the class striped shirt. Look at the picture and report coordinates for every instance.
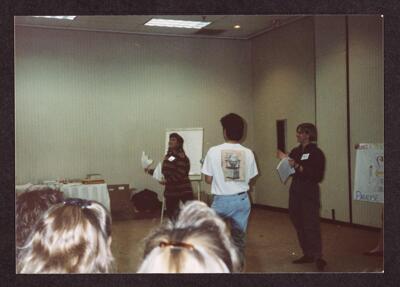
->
[162,152,193,196]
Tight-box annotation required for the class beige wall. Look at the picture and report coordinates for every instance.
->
[251,16,383,228]
[251,17,316,208]
[348,16,384,227]
[315,16,349,221]
[15,27,253,198]
[15,16,383,227]
[314,15,383,227]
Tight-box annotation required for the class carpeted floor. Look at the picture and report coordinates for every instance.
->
[110,206,383,273]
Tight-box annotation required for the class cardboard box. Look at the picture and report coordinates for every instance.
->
[107,184,136,220]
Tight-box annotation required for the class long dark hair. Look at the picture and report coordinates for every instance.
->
[167,133,185,155]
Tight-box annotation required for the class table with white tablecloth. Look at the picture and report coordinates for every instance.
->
[60,183,110,211]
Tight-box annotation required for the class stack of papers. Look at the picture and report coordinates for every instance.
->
[276,157,295,183]
[141,151,154,169]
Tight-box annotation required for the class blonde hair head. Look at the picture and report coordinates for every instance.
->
[137,200,240,273]
[17,199,114,273]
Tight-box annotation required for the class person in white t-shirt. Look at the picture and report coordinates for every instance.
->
[201,113,258,270]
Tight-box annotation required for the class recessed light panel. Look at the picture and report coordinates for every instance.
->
[144,18,211,29]
[33,16,76,20]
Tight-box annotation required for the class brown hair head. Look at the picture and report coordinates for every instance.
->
[168,132,185,154]
[17,199,114,273]
[16,188,64,248]
[296,123,318,142]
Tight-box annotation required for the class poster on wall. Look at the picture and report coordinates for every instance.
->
[353,143,384,203]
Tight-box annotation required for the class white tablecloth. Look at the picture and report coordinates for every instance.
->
[60,183,110,211]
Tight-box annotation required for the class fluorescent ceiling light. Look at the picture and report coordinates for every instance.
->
[33,16,76,20]
[144,18,211,29]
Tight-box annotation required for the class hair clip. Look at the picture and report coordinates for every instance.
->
[159,241,194,250]
[63,198,92,208]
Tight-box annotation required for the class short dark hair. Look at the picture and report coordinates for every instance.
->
[296,123,318,141]
[220,113,244,141]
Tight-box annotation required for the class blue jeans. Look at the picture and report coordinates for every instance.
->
[212,192,251,268]
[211,192,251,232]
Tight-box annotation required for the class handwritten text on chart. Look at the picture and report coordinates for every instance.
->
[355,191,379,201]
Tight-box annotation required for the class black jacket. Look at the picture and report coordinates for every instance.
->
[289,143,325,184]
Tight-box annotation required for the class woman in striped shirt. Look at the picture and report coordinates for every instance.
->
[161,133,194,219]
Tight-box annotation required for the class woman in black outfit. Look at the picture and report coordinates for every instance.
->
[278,123,327,271]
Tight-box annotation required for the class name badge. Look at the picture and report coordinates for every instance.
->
[168,156,176,162]
[301,153,310,160]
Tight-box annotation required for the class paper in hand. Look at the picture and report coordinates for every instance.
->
[277,157,295,183]
[152,162,164,181]
[141,151,154,169]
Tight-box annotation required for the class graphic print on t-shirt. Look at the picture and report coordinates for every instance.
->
[221,150,245,181]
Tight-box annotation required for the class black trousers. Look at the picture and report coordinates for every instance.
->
[165,192,194,220]
[289,180,322,259]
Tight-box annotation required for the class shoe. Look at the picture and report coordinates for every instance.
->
[292,255,314,264]
[315,258,327,271]
[363,250,383,257]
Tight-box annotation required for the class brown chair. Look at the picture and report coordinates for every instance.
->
[107,184,136,220]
